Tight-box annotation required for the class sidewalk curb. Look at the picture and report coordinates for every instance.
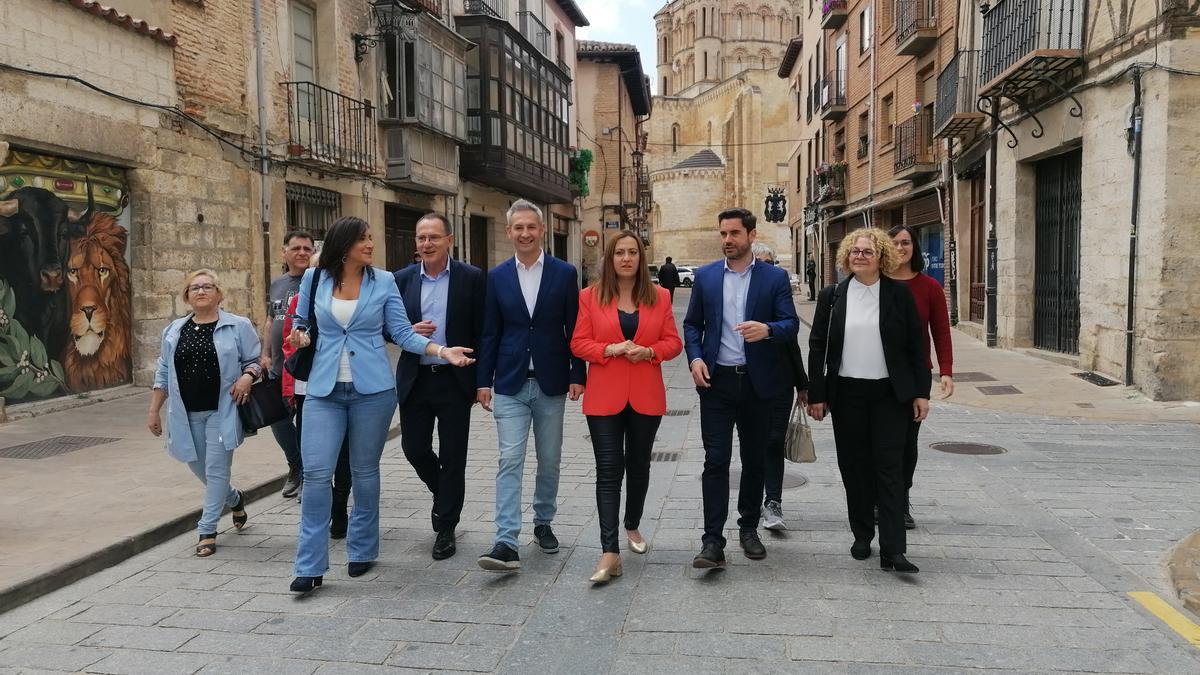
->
[0,472,287,615]
[1168,531,1200,619]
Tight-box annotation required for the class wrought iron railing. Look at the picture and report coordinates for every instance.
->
[556,57,572,77]
[819,70,846,112]
[980,0,1083,87]
[518,10,550,55]
[463,0,505,18]
[283,81,376,173]
[813,166,846,204]
[856,138,869,159]
[935,50,978,133]
[896,0,935,46]
[410,0,445,17]
[894,109,934,173]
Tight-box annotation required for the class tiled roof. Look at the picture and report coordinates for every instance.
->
[63,0,178,47]
[673,149,724,170]
[577,40,638,55]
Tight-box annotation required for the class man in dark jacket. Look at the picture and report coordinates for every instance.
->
[805,254,817,301]
[394,213,485,561]
[657,256,681,300]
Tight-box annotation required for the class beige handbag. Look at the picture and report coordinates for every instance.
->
[784,401,816,463]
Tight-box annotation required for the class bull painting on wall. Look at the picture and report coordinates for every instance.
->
[0,151,132,404]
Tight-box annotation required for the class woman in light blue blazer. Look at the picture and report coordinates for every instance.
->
[286,216,474,593]
[148,269,262,557]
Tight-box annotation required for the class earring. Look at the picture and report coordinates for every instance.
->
[341,256,348,263]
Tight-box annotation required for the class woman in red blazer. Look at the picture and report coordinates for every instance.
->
[572,231,682,583]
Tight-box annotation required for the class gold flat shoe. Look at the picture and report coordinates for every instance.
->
[589,563,623,583]
[628,539,648,554]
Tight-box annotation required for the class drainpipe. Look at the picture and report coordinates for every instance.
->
[1125,68,1143,386]
[866,0,876,228]
[985,94,998,348]
[253,0,271,299]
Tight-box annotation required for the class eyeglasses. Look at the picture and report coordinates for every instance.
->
[188,284,217,293]
[849,249,877,259]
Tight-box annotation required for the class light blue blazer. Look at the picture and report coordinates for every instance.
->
[153,310,262,463]
[294,266,430,398]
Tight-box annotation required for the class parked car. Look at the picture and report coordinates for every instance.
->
[677,266,695,287]
[648,264,659,283]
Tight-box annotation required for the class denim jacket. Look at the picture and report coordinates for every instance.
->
[153,310,262,463]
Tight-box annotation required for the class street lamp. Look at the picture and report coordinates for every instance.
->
[352,0,421,63]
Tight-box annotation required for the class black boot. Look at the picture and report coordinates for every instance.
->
[282,465,302,498]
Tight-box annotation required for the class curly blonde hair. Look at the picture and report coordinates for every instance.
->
[836,227,900,276]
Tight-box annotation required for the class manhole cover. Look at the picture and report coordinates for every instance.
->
[651,451,680,462]
[663,409,691,417]
[0,435,120,460]
[954,371,998,383]
[729,468,807,489]
[1073,371,1120,387]
[977,385,1022,396]
[930,442,1006,455]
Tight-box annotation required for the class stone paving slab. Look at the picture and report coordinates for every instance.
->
[2,296,1200,672]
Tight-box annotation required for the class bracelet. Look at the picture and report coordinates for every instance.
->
[437,345,446,360]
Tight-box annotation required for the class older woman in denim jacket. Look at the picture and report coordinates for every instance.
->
[148,269,263,557]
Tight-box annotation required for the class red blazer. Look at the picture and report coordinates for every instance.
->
[571,285,683,416]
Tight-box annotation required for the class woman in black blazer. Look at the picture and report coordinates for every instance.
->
[807,228,931,574]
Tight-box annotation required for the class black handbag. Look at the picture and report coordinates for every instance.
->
[284,269,320,381]
[237,374,290,434]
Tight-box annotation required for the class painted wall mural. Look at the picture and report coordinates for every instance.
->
[0,150,132,404]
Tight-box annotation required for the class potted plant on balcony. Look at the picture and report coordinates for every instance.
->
[813,161,847,204]
[569,148,593,198]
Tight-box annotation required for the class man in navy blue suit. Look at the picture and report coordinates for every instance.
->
[475,200,586,571]
[683,207,799,569]
[393,213,485,562]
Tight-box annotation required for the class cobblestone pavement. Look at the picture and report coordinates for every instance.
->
[3,308,1200,673]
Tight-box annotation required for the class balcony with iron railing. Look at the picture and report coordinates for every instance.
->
[979,0,1083,97]
[462,0,506,18]
[934,50,985,139]
[819,70,847,121]
[812,164,847,207]
[893,108,937,182]
[896,0,937,56]
[821,0,848,30]
[518,10,550,56]
[556,57,572,78]
[284,81,376,174]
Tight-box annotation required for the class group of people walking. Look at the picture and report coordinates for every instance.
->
[147,199,953,591]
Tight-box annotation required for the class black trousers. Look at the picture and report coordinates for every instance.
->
[586,405,662,553]
[807,278,816,300]
[763,390,795,504]
[830,377,909,556]
[295,394,352,513]
[698,368,772,548]
[399,367,473,532]
[903,419,921,499]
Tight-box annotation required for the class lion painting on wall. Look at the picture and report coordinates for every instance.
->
[61,212,131,391]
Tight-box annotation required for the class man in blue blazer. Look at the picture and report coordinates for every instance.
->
[394,213,485,561]
[475,200,586,571]
[683,207,799,569]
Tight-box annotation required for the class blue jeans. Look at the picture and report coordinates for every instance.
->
[185,410,240,536]
[294,383,396,577]
[492,380,566,549]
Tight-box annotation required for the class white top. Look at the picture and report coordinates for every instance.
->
[331,297,358,382]
[838,277,889,380]
[515,250,545,369]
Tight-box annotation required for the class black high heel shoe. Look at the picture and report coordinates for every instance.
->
[231,491,248,530]
[290,576,323,593]
[880,554,919,573]
[348,561,375,578]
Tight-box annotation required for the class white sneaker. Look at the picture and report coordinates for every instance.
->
[762,500,787,531]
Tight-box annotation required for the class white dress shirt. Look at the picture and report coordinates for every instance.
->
[838,277,889,380]
[515,250,545,368]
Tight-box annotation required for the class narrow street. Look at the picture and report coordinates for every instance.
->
[2,291,1199,673]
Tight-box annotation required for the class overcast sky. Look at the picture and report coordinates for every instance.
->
[576,0,660,92]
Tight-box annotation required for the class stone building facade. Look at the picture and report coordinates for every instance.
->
[647,0,797,267]
[574,41,652,282]
[0,0,588,410]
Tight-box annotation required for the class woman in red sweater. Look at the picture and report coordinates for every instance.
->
[571,231,683,584]
[887,225,954,530]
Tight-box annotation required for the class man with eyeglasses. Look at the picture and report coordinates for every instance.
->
[392,213,485,560]
[264,231,315,499]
